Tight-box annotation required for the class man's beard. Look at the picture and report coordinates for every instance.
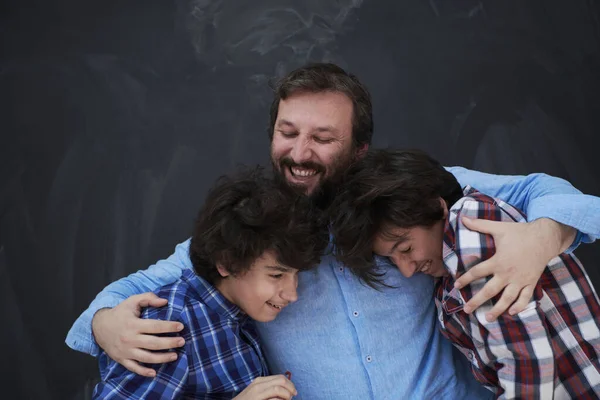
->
[271,151,354,210]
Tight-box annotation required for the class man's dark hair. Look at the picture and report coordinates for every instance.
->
[329,149,463,287]
[268,63,374,149]
[189,167,329,285]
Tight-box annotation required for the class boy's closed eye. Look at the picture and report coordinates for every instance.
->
[265,265,294,280]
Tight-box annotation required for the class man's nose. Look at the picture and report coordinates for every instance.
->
[390,255,416,278]
[289,138,312,163]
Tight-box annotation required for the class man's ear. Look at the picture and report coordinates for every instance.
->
[355,143,369,159]
[216,263,231,278]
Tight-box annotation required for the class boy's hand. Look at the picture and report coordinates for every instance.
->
[234,375,297,400]
[92,292,185,377]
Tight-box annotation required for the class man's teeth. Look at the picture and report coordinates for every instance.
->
[267,301,283,309]
[291,167,317,177]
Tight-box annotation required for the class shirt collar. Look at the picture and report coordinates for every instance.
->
[442,185,479,267]
[439,185,479,312]
[181,269,247,322]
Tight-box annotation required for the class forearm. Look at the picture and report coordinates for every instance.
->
[526,193,600,247]
[66,274,159,357]
[90,262,187,304]
[530,218,577,258]
[66,239,193,355]
[448,166,600,247]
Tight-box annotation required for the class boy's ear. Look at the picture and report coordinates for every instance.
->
[216,263,231,278]
[439,197,449,218]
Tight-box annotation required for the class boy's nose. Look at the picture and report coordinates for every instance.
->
[281,276,299,303]
[390,255,416,278]
[281,286,299,303]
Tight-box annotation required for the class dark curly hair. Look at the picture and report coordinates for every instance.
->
[268,62,374,149]
[329,149,463,287]
[189,166,329,284]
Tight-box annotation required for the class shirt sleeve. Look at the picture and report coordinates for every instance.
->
[92,305,192,400]
[450,198,556,399]
[446,166,600,251]
[65,239,194,356]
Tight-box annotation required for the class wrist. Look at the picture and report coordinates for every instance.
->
[92,307,112,343]
[533,218,577,258]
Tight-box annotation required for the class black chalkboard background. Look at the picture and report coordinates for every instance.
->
[2,1,600,399]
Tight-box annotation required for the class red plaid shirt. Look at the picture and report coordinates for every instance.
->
[436,187,600,399]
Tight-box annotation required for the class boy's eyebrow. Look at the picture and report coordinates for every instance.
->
[266,265,294,273]
[386,232,411,252]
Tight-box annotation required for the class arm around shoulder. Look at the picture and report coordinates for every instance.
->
[66,239,192,356]
[447,166,600,248]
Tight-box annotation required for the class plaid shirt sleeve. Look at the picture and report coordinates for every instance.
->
[449,196,555,399]
[92,305,191,400]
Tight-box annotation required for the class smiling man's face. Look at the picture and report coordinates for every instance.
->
[270,91,358,196]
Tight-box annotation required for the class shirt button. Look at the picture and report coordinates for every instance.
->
[339,267,344,272]
[353,311,359,317]
[468,352,474,360]
[366,355,372,363]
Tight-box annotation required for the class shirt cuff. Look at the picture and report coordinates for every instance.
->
[564,230,585,254]
[65,297,122,357]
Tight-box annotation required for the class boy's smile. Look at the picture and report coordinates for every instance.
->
[373,221,448,278]
[373,199,450,278]
[216,251,299,322]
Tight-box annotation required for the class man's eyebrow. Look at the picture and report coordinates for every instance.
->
[313,125,339,134]
[265,265,293,273]
[276,119,296,129]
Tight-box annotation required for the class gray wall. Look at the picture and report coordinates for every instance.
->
[2,1,599,399]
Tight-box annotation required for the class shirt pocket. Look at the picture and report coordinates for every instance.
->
[442,287,465,314]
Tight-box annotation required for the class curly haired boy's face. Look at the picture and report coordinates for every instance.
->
[216,251,300,322]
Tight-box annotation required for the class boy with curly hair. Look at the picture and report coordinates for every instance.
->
[93,167,328,399]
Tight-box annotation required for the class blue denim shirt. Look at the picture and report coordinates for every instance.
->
[66,167,600,399]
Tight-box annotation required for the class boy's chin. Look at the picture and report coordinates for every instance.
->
[432,270,449,278]
[243,307,280,323]
[250,314,277,323]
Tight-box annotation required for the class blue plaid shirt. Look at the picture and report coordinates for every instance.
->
[93,269,269,399]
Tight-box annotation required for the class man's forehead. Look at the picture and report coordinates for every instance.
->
[278,91,353,115]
